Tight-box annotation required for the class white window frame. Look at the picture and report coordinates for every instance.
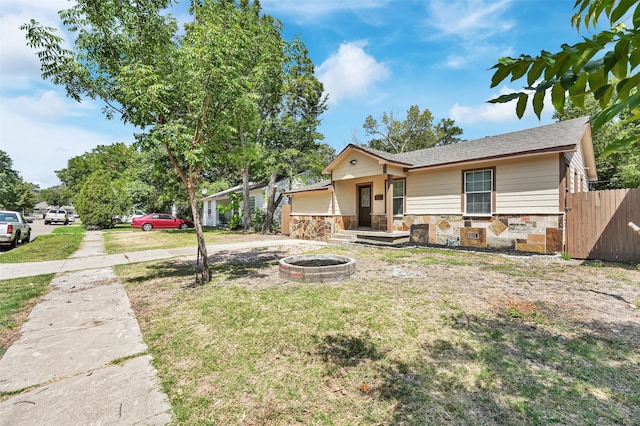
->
[464,169,493,216]
[392,179,405,216]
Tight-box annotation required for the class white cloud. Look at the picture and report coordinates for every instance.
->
[316,40,390,104]
[449,85,553,124]
[426,0,514,40]
[6,90,94,122]
[0,101,131,188]
[0,0,71,87]
[260,0,389,21]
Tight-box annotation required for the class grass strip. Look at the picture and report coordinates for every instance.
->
[51,225,86,234]
[103,228,264,254]
[0,274,53,356]
[0,233,84,263]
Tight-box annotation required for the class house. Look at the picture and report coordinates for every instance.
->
[285,117,597,254]
[201,175,314,227]
[202,182,270,227]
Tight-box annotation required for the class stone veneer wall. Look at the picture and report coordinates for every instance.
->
[289,215,356,241]
[289,213,564,254]
[400,214,563,254]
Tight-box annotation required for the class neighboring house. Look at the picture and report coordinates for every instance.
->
[202,176,312,227]
[285,117,598,254]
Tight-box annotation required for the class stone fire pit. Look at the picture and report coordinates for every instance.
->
[279,254,356,283]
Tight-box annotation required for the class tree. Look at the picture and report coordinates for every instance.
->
[56,143,137,196]
[12,181,38,212]
[38,185,71,208]
[23,0,301,283]
[354,105,463,153]
[259,37,329,233]
[0,150,22,209]
[488,0,639,152]
[0,150,39,211]
[75,170,129,229]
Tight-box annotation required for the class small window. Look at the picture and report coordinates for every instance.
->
[249,196,256,213]
[392,179,405,216]
[464,169,492,215]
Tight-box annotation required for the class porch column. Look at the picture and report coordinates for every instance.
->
[386,174,393,233]
[211,200,218,227]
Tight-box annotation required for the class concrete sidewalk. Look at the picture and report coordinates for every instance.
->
[0,231,174,425]
[0,232,325,425]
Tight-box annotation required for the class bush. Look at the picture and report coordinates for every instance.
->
[75,170,129,229]
[251,209,265,232]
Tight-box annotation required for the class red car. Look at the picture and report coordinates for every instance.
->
[131,213,194,231]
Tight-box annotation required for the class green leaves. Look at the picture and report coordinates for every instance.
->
[488,0,640,152]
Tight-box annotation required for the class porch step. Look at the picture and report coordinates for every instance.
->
[327,232,358,244]
[328,230,410,246]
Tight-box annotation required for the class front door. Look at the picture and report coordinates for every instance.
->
[358,185,372,227]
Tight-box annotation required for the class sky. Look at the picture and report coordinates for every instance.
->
[0,0,594,189]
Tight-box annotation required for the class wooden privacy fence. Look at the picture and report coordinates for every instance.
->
[566,188,640,262]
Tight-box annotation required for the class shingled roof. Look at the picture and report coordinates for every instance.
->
[349,117,590,170]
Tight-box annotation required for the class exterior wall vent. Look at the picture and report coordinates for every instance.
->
[467,232,479,240]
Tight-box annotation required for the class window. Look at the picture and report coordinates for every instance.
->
[392,179,405,216]
[464,169,492,215]
[249,196,256,213]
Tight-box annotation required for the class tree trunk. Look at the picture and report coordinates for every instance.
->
[242,164,251,231]
[188,186,210,283]
[262,170,278,233]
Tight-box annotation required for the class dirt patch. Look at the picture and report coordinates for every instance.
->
[200,242,640,345]
[119,239,640,425]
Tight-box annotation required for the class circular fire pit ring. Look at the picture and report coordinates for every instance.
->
[279,254,356,283]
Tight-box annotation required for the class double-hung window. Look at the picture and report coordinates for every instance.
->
[464,169,492,215]
[392,179,405,216]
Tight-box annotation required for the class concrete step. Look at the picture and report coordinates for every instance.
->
[327,233,358,244]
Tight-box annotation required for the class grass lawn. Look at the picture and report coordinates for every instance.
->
[117,245,640,425]
[0,232,84,263]
[0,274,54,356]
[103,227,278,254]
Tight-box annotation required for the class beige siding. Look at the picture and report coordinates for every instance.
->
[334,181,355,215]
[332,152,383,181]
[333,175,388,215]
[291,191,332,215]
[387,165,407,178]
[566,144,588,193]
[406,154,561,215]
[495,155,560,213]
[406,169,461,214]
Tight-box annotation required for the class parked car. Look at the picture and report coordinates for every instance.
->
[0,210,32,248]
[117,209,147,223]
[44,209,69,225]
[131,213,194,231]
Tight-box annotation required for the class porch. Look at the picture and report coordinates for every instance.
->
[329,229,410,246]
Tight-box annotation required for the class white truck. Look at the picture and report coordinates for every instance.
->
[0,210,32,248]
[44,208,69,225]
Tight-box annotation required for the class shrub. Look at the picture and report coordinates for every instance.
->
[75,170,129,229]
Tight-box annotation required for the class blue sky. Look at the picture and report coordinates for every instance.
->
[1,0,591,188]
